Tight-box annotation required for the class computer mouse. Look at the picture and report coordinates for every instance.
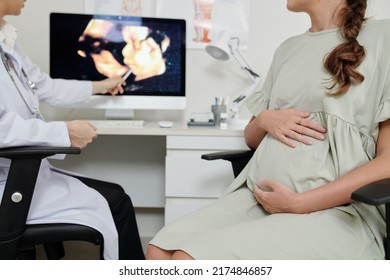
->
[158,121,174,128]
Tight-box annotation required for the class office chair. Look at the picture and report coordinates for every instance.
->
[0,146,104,260]
[202,149,390,260]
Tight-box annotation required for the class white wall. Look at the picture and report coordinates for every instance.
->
[7,0,390,122]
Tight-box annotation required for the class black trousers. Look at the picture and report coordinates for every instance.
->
[75,176,145,260]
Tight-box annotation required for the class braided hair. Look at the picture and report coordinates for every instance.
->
[324,0,367,95]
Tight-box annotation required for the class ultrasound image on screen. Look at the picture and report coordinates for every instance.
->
[50,13,186,97]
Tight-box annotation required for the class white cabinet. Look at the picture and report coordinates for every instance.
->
[165,135,247,224]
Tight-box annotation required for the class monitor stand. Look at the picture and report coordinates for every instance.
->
[104,109,135,120]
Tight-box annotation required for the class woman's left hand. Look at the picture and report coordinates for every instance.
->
[253,179,303,214]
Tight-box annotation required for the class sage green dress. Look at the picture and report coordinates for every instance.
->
[150,19,390,259]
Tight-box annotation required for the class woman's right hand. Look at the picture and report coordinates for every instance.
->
[66,120,97,148]
[256,109,327,148]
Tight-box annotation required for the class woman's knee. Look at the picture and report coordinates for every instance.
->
[172,250,194,260]
[146,244,174,260]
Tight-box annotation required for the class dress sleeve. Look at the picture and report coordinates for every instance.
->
[244,89,270,117]
[374,23,390,124]
[375,99,390,124]
[374,65,390,124]
[244,57,275,117]
[244,42,286,117]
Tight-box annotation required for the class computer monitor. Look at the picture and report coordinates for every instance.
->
[50,12,186,119]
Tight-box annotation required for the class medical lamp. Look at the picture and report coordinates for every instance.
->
[206,30,261,123]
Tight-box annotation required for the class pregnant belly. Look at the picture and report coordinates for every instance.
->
[245,135,336,193]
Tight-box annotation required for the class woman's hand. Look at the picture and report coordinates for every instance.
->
[256,109,327,148]
[253,179,304,214]
[92,77,126,96]
[66,120,97,148]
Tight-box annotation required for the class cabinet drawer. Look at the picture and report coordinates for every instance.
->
[165,155,234,198]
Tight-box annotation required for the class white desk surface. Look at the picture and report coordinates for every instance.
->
[94,121,245,137]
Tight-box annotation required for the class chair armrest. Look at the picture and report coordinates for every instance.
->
[201,150,254,178]
[351,178,390,206]
[201,150,254,161]
[0,146,80,159]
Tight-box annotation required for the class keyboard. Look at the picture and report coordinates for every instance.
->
[89,120,144,129]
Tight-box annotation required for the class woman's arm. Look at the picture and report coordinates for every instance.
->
[244,116,267,149]
[254,119,390,214]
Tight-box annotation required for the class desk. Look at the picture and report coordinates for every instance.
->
[49,122,247,237]
[93,121,245,137]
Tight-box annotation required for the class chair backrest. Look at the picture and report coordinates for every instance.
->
[0,146,80,259]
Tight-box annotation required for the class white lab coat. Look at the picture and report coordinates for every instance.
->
[0,22,118,259]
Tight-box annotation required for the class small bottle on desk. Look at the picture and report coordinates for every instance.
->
[220,112,228,129]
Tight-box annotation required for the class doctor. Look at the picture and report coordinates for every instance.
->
[0,0,144,259]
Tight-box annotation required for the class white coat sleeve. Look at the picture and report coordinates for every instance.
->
[16,43,93,106]
[0,108,70,149]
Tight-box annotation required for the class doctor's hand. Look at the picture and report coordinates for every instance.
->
[253,179,303,214]
[66,120,97,149]
[256,109,327,148]
[92,77,126,96]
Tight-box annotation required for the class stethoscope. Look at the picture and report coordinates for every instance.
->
[0,44,40,117]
